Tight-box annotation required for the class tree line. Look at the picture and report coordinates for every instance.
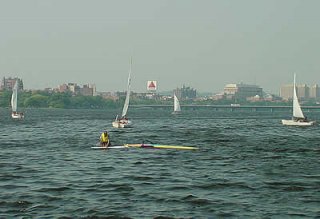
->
[1,90,308,109]
[0,90,171,109]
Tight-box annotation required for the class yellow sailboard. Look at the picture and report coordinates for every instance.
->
[124,144,198,150]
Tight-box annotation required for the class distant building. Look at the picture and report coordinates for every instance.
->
[58,84,69,92]
[174,85,197,100]
[57,83,95,96]
[90,84,97,96]
[0,77,24,91]
[80,84,94,96]
[211,93,225,100]
[264,93,278,102]
[309,84,320,99]
[298,84,309,99]
[247,95,262,102]
[280,84,292,100]
[223,83,262,100]
[68,83,79,94]
[280,84,309,100]
[99,92,119,100]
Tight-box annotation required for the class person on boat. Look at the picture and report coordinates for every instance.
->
[121,116,128,121]
[295,117,307,122]
[100,130,110,147]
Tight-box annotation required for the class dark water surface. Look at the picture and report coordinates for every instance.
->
[1,108,319,218]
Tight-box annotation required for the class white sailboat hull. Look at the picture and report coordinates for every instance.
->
[281,119,315,126]
[12,112,24,119]
[112,119,132,128]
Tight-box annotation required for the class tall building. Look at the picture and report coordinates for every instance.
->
[58,84,69,92]
[280,84,309,100]
[297,84,309,99]
[68,83,79,93]
[58,83,95,96]
[80,84,94,96]
[0,77,24,91]
[309,84,320,99]
[223,83,262,100]
[174,85,196,100]
[280,84,292,100]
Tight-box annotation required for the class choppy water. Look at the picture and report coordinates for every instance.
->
[0,108,319,218]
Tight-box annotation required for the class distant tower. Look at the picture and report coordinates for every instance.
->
[310,84,320,99]
[89,84,97,96]
[173,85,197,100]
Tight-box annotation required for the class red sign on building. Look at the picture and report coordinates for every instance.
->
[147,81,157,91]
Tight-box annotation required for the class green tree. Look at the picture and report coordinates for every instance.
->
[0,91,11,107]
[48,92,71,108]
[24,94,49,108]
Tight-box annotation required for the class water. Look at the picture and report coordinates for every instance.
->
[0,108,319,218]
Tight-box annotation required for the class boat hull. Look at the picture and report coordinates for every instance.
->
[281,119,315,126]
[112,120,131,128]
[12,112,24,119]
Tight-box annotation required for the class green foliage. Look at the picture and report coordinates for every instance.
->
[1,90,319,109]
[24,94,49,108]
[70,96,105,109]
[48,92,71,108]
[0,91,11,107]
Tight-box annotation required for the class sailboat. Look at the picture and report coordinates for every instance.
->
[172,94,181,114]
[281,74,315,126]
[112,59,132,128]
[11,80,24,119]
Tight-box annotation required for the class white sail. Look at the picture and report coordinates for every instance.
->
[173,94,181,112]
[11,80,18,112]
[121,58,132,117]
[282,73,315,126]
[292,74,304,119]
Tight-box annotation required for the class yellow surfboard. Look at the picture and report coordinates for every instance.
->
[124,144,198,150]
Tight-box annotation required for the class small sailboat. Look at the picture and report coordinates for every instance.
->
[112,59,132,128]
[172,94,181,114]
[282,74,315,126]
[11,80,24,119]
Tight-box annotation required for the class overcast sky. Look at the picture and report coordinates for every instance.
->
[1,0,320,94]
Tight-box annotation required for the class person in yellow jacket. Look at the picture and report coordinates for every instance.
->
[100,130,110,147]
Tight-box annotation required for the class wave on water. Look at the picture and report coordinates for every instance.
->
[1,108,320,218]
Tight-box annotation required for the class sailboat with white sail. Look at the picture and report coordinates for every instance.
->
[112,59,132,128]
[11,80,24,119]
[282,74,315,126]
[172,94,181,114]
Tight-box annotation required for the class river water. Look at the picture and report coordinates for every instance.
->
[0,108,319,218]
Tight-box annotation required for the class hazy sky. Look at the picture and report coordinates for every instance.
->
[1,0,320,94]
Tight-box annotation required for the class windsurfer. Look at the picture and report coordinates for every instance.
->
[100,130,111,147]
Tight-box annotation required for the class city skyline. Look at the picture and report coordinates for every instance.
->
[1,0,320,93]
[2,75,320,97]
